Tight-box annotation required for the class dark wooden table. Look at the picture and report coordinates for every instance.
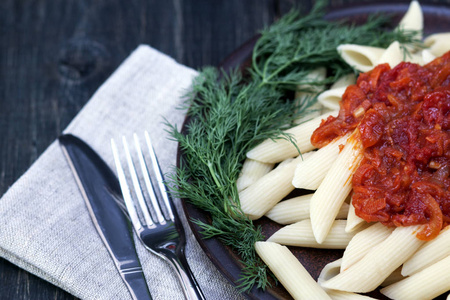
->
[2,0,450,299]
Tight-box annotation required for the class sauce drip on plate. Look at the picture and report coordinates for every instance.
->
[312,52,450,240]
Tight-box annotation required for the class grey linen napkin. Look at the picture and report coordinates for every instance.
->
[0,45,244,300]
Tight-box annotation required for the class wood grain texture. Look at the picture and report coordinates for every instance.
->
[1,0,450,299]
[0,0,278,299]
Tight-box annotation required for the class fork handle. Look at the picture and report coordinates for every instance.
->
[166,250,206,300]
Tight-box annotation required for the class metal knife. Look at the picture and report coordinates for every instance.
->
[59,134,152,300]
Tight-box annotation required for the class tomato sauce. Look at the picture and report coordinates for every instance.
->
[311,52,450,240]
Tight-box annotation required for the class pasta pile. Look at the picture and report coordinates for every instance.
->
[237,1,450,299]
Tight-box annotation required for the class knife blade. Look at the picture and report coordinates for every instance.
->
[59,134,152,300]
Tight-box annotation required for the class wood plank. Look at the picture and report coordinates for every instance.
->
[0,0,278,298]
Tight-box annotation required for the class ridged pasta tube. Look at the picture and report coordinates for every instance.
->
[345,198,366,233]
[401,225,450,276]
[341,222,394,272]
[317,73,356,110]
[240,156,300,220]
[246,111,338,163]
[267,219,356,249]
[255,241,331,300]
[236,158,274,192]
[424,33,450,56]
[318,87,346,110]
[381,255,450,300]
[337,44,385,72]
[396,0,423,40]
[378,41,403,68]
[327,290,378,300]
[265,194,349,225]
[321,225,425,293]
[310,131,363,244]
[292,134,349,190]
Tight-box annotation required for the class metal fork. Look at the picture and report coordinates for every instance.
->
[111,131,205,300]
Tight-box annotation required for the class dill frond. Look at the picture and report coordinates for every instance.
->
[252,2,422,90]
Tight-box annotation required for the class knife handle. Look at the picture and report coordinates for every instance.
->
[122,270,153,300]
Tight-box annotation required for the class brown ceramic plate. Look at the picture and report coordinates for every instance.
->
[180,3,450,300]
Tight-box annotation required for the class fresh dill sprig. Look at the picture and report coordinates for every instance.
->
[167,0,422,293]
[252,7,422,90]
[166,68,301,291]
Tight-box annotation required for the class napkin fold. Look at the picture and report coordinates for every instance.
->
[0,45,244,300]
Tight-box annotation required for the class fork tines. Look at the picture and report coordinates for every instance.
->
[111,131,174,232]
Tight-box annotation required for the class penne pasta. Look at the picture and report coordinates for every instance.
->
[377,41,403,68]
[277,157,294,167]
[236,158,274,192]
[381,255,450,300]
[321,225,425,293]
[294,101,325,124]
[401,225,450,276]
[336,203,350,219]
[265,195,349,225]
[344,197,366,233]
[396,0,423,40]
[317,86,346,110]
[320,259,378,299]
[292,134,349,190]
[337,44,385,72]
[405,52,425,65]
[246,111,338,163]
[255,241,331,300]
[296,149,316,162]
[265,194,313,224]
[318,73,356,110]
[327,290,378,300]
[310,131,363,244]
[318,258,343,285]
[239,156,300,220]
[330,73,356,89]
[421,49,437,64]
[380,267,404,287]
[341,222,394,272]
[424,32,450,56]
[267,219,356,249]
